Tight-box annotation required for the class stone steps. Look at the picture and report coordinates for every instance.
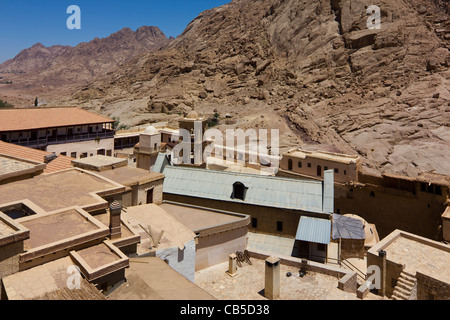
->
[392,271,416,300]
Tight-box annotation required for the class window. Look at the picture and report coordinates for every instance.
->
[288,159,293,171]
[232,182,248,201]
[324,166,328,171]
[435,185,442,196]
[298,161,302,168]
[344,170,347,175]
[80,153,88,159]
[251,218,258,228]
[317,165,322,177]
[370,191,375,197]
[60,152,67,156]
[71,152,77,158]
[277,221,283,232]
[308,163,312,168]
[335,168,339,174]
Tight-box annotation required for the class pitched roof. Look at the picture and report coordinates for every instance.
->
[0,107,114,132]
[0,141,73,174]
[161,165,329,214]
[331,214,366,240]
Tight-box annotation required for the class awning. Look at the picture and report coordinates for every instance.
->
[295,216,331,245]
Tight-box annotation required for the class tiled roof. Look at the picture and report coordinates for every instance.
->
[0,141,73,174]
[0,107,114,132]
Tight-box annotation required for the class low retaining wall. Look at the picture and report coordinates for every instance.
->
[248,249,357,294]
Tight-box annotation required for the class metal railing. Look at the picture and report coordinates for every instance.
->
[11,131,115,148]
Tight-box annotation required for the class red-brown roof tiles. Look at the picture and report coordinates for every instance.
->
[0,107,114,132]
[0,141,73,174]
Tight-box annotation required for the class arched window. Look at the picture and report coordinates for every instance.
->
[232,182,248,201]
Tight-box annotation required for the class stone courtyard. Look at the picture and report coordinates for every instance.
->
[195,258,385,300]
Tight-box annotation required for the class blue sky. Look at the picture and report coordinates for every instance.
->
[0,0,231,63]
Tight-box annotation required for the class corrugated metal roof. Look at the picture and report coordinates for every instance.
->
[162,166,329,214]
[332,214,366,240]
[295,216,331,244]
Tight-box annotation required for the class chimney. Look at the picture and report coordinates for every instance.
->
[226,253,238,277]
[265,256,280,300]
[109,201,122,240]
[323,169,334,213]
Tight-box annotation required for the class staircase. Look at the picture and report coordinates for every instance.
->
[392,271,417,300]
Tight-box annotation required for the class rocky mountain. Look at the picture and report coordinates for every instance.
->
[4,0,450,177]
[0,26,171,95]
[0,43,71,74]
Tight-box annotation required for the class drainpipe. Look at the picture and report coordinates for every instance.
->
[379,250,387,297]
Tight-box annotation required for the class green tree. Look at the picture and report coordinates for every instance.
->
[34,97,38,107]
[0,99,14,109]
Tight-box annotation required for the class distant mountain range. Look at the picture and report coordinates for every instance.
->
[0,26,171,87]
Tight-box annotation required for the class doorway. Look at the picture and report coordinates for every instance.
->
[146,189,154,204]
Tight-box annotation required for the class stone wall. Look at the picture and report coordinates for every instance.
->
[248,249,357,294]
[416,272,450,300]
[0,241,24,299]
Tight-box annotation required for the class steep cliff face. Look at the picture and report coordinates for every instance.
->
[5,0,450,176]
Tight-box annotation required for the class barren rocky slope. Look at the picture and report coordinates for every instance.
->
[6,0,450,177]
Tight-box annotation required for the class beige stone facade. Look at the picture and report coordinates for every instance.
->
[280,148,361,184]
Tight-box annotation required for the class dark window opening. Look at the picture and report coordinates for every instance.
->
[251,218,258,228]
[277,221,283,232]
[308,163,312,168]
[370,191,375,197]
[435,185,442,196]
[288,159,293,171]
[324,166,328,171]
[344,170,347,175]
[232,182,248,201]
[317,165,322,177]
[335,168,339,174]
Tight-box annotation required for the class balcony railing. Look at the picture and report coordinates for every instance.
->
[11,131,115,148]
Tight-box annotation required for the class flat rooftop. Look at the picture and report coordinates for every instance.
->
[19,209,106,250]
[98,166,164,187]
[0,155,37,174]
[107,257,214,300]
[121,204,195,254]
[2,257,106,300]
[285,148,360,165]
[160,202,248,232]
[71,155,128,172]
[0,168,125,213]
[373,231,450,284]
